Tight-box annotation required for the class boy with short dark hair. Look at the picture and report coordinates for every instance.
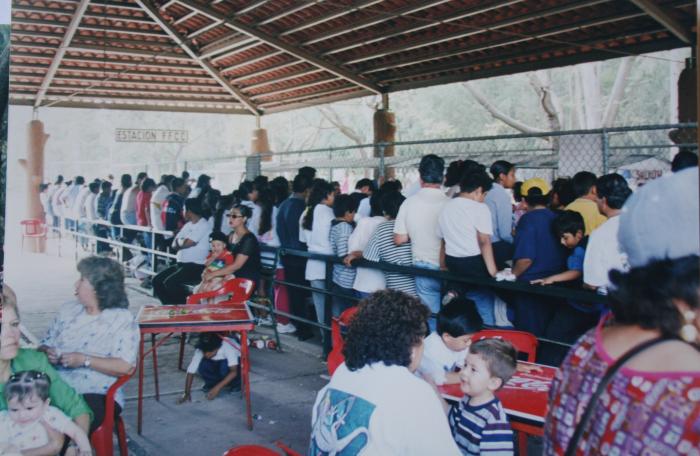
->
[418,296,483,385]
[531,210,586,286]
[448,338,517,455]
[565,171,607,235]
[330,194,359,315]
[177,333,240,404]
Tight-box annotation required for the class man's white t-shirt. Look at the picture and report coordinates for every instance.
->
[355,197,371,220]
[186,338,240,374]
[72,187,91,219]
[348,215,386,293]
[417,332,468,385]
[84,192,98,221]
[437,197,493,258]
[121,186,138,217]
[150,184,170,231]
[175,218,212,264]
[583,215,628,288]
[394,187,448,266]
[310,363,460,456]
[305,204,335,281]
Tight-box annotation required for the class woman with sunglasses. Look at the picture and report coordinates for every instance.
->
[1,286,92,455]
[202,204,261,290]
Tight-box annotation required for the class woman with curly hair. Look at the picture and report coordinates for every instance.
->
[309,290,460,455]
[39,256,139,435]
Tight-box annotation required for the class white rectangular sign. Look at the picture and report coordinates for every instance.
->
[115,128,189,143]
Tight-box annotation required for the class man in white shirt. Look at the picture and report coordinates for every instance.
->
[62,176,84,231]
[394,154,448,330]
[309,290,460,456]
[583,174,632,291]
[150,175,174,251]
[152,198,211,305]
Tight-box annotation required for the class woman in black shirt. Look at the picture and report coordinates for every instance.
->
[203,204,261,288]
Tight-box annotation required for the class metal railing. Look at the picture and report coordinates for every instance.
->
[46,218,608,365]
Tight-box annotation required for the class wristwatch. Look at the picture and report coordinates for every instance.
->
[83,355,91,368]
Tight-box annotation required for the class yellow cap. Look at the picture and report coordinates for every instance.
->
[521,177,551,197]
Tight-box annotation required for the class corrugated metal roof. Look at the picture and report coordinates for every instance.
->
[9,0,694,114]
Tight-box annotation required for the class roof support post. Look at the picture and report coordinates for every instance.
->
[34,0,91,108]
[174,0,382,94]
[134,0,260,115]
[629,0,693,44]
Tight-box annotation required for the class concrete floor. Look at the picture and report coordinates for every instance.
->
[5,235,327,455]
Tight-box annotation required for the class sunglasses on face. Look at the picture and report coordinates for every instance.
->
[228,214,244,219]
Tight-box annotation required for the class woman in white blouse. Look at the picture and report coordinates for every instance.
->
[302,180,336,338]
[39,256,140,434]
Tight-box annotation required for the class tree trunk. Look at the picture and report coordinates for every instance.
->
[602,57,636,127]
[463,82,547,134]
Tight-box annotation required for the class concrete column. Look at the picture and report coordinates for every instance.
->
[20,119,49,252]
[373,105,396,179]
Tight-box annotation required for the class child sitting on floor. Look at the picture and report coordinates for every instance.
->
[418,296,483,385]
[177,333,241,403]
[0,371,92,456]
[447,339,517,455]
[194,231,234,293]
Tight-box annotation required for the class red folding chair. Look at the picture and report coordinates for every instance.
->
[90,371,133,456]
[327,306,359,375]
[20,219,47,251]
[178,278,256,369]
[275,442,303,456]
[473,329,538,454]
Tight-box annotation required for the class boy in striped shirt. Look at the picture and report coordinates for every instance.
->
[448,338,517,455]
[329,194,358,315]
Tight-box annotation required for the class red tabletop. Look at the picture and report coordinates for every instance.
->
[137,303,254,327]
[439,361,557,427]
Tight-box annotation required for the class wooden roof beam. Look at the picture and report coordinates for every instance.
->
[220,50,284,74]
[176,0,382,94]
[33,0,90,109]
[231,60,302,83]
[199,35,255,60]
[10,97,251,114]
[629,0,692,43]
[135,0,260,115]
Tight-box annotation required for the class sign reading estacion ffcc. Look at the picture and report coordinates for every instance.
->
[115,129,189,143]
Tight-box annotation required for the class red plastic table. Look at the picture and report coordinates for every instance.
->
[439,361,557,436]
[136,303,255,434]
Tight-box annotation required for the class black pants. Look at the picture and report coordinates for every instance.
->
[492,240,514,270]
[281,255,312,334]
[538,305,600,366]
[83,393,123,435]
[153,262,205,305]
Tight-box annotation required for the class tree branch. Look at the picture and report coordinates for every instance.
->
[317,106,366,145]
[602,56,636,128]
[463,81,547,134]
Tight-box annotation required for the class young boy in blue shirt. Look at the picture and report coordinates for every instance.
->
[418,296,483,385]
[533,210,601,365]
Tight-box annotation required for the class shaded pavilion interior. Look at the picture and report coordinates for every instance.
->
[8,0,696,117]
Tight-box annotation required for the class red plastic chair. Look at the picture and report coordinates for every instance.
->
[472,329,538,455]
[179,278,256,369]
[222,445,280,456]
[20,219,47,250]
[275,442,303,456]
[186,278,255,305]
[327,306,359,375]
[90,372,133,456]
[473,329,538,362]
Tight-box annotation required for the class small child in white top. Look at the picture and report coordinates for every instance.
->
[0,370,92,456]
[418,296,483,385]
[177,333,240,404]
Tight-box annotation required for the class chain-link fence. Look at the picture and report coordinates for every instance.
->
[45,123,697,189]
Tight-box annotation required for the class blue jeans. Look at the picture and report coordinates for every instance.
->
[465,289,495,327]
[414,261,441,332]
[310,279,328,344]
